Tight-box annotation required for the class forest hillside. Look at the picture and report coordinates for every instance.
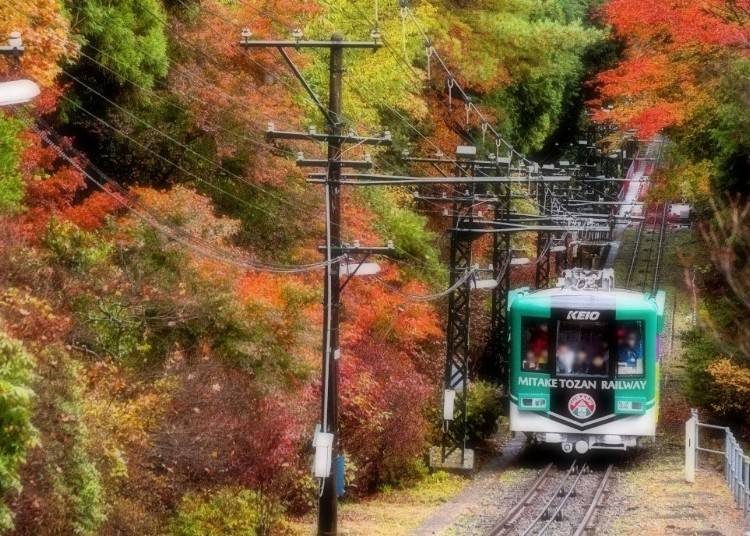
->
[0,0,748,534]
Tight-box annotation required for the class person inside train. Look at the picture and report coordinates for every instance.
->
[556,344,575,374]
[573,347,590,374]
[617,327,643,373]
[589,353,608,375]
[524,323,549,370]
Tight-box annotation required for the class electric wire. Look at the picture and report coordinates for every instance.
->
[3,0,333,222]
[57,93,273,214]
[25,116,345,273]
[374,266,479,302]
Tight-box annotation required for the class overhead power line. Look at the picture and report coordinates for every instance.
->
[25,117,345,273]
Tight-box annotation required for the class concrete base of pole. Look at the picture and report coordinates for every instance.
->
[429,446,475,473]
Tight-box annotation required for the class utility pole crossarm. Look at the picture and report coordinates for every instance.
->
[240,39,381,49]
[267,129,392,145]
[297,158,373,170]
[306,174,570,185]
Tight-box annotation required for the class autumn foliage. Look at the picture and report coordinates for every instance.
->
[0,0,634,532]
[591,0,750,138]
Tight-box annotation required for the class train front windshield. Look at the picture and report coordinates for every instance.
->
[522,318,645,377]
[556,320,609,376]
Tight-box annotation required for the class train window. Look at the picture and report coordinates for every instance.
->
[555,320,609,377]
[522,319,550,372]
[617,321,644,376]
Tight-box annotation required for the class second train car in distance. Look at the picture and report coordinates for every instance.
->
[508,268,665,454]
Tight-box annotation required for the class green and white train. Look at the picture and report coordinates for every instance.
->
[508,269,666,454]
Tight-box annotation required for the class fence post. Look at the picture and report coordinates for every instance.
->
[731,435,737,501]
[735,441,741,502]
[725,430,731,485]
[685,408,697,483]
[728,432,738,501]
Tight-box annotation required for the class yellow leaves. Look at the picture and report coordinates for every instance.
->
[706,357,750,417]
[0,0,76,88]
[84,365,176,451]
[132,186,242,243]
[657,159,713,204]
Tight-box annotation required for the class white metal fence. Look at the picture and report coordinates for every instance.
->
[685,408,750,518]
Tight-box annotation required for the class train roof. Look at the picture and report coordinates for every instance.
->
[510,286,666,329]
[518,287,647,300]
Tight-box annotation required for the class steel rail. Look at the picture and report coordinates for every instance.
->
[518,461,578,536]
[572,464,614,536]
[625,219,645,288]
[637,213,657,292]
[486,463,554,536]
[534,465,587,535]
[650,202,670,296]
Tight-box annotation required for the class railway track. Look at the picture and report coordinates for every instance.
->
[572,464,613,536]
[486,462,614,536]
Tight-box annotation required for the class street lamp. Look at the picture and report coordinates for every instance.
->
[0,31,40,107]
[0,79,40,106]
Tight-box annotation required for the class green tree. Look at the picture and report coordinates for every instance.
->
[0,114,25,215]
[0,333,37,532]
[66,0,169,90]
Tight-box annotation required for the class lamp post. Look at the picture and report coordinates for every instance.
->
[0,79,40,106]
[0,32,40,107]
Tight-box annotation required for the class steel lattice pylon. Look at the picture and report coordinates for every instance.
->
[441,228,474,464]
[490,181,512,396]
[535,183,553,289]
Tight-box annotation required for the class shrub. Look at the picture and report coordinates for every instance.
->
[705,358,750,420]
[0,332,37,532]
[340,339,434,492]
[464,380,503,444]
[43,219,112,272]
[170,487,285,536]
[682,327,724,409]
[153,362,316,512]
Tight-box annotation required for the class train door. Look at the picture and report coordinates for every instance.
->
[548,308,617,429]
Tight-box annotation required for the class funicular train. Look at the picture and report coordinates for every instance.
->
[508,268,665,454]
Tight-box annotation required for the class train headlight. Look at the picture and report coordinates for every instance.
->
[616,399,645,414]
[520,397,547,410]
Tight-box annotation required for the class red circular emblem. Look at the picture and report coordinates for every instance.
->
[568,393,596,419]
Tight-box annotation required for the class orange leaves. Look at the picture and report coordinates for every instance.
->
[592,0,748,138]
[15,127,119,238]
[132,185,241,243]
[0,0,75,88]
[602,0,750,52]
[595,55,674,97]
[341,265,442,353]
[591,52,696,136]
[63,190,121,231]
[237,272,295,309]
[625,103,688,140]
[17,130,86,238]
[342,190,380,245]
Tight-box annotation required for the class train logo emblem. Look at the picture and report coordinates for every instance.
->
[568,393,596,419]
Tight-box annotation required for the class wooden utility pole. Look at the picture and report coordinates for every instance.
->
[320,34,343,534]
[239,30,385,535]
